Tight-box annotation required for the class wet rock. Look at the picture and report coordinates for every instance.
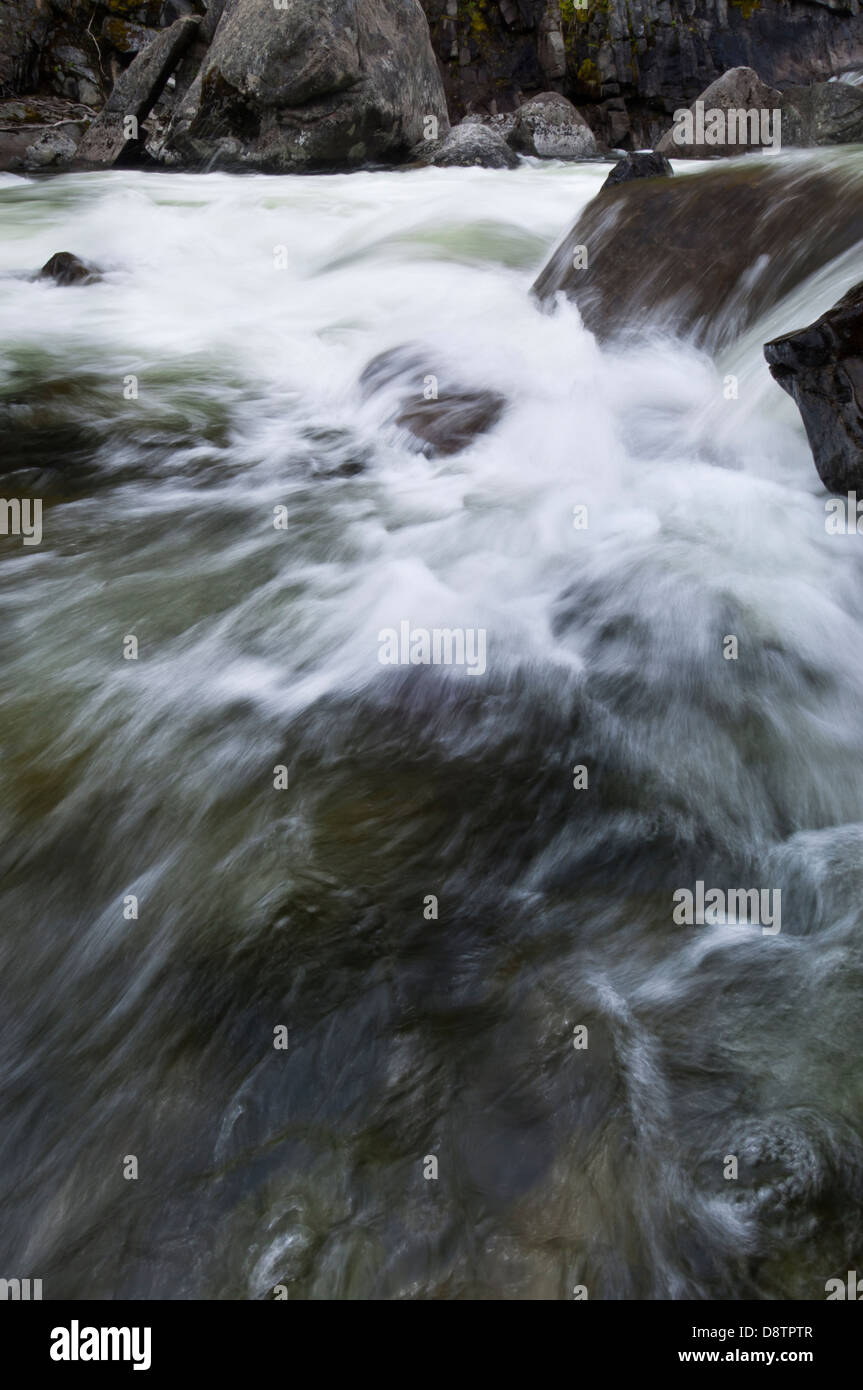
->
[359,346,506,457]
[165,0,449,173]
[36,252,102,287]
[764,280,863,495]
[600,151,672,191]
[531,160,863,352]
[509,92,596,161]
[781,80,863,147]
[655,67,783,159]
[415,122,519,170]
[74,14,200,167]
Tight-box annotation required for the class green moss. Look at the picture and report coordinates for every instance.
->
[576,57,602,96]
[458,0,490,36]
[730,0,761,14]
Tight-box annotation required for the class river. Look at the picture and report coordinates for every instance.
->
[1,154,863,1299]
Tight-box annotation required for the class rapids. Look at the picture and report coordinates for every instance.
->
[1,154,863,1298]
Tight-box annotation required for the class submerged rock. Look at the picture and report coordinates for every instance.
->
[531,160,863,352]
[764,280,863,495]
[600,151,672,191]
[36,252,102,286]
[164,0,449,173]
[655,67,783,159]
[359,346,506,457]
[509,92,596,161]
[414,122,519,170]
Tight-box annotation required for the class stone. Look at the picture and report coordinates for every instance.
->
[36,252,102,286]
[73,15,201,167]
[164,0,449,173]
[781,80,863,146]
[509,91,597,160]
[532,161,863,351]
[359,346,507,457]
[600,151,673,190]
[415,122,520,169]
[0,97,91,171]
[655,67,783,159]
[764,280,863,494]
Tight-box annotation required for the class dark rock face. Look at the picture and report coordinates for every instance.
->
[360,346,507,457]
[415,121,520,168]
[509,90,596,159]
[0,1,52,99]
[36,252,103,286]
[419,1,863,148]
[531,160,863,351]
[74,15,201,167]
[164,0,449,172]
[781,79,863,146]
[655,67,783,158]
[600,150,672,190]
[0,0,185,109]
[420,0,553,118]
[764,281,863,495]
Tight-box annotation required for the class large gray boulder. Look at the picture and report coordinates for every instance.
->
[415,122,519,170]
[165,0,449,172]
[781,80,863,146]
[509,92,596,160]
[655,67,783,159]
[532,160,863,351]
[764,281,863,494]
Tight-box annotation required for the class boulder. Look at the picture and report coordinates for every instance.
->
[415,122,519,170]
[508,92,597,160]
[0,97,91,171]
[22,128,79,169]
[764,281,863,495]
[600,151,672,191]
[531,160,863,351]
[74,14,200,167]
[655,67,783,159]
[781,80,863,146]
[36,252,102,286]
[165,0,449,173]
[359,346,506,457]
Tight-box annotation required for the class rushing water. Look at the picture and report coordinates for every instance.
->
[1,154,863,1300]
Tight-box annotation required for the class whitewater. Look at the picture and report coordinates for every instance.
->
[1,154,863,1299]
